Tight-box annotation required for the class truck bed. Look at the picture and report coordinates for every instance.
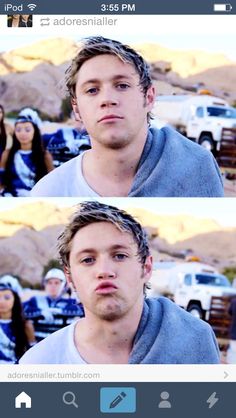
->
[208,295,235,349]
[216,128,236,171]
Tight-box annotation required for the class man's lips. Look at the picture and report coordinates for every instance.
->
[95,281,118,294]
[98,115,123,123]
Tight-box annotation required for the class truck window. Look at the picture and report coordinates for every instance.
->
[195,274,230,287]
[196,107,204,118]
[207,107,236,119]
[184,274,192,286]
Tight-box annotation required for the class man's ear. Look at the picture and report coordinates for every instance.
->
[64,266,73,286]
[145,85,156,110]
[143,255,153,282]
[64,266,77,293]
[71,98,82,122]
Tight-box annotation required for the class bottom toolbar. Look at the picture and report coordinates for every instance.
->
[0,382,234,417]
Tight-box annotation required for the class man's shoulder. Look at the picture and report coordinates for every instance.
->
[24,294,48,306]
[149,297,216,338]
[19,322,75,364]
[154,126,213,159]
[131,297,219,363]
[31,156,80,197]
[138,126,224,197]
[157,296,208,329]
[23,296,39,308]
[147,296,217,343]
[23,295,37,304]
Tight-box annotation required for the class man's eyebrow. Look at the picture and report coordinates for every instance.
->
[109,244,132,251]
[74,244,132,256]
[74,248,96,255]
[80,74,134,88]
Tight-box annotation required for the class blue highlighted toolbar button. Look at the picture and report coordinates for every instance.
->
[100,387,136,413]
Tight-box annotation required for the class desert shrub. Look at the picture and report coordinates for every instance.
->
[222,266,236,283]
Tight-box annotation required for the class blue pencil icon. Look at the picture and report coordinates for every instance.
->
[109,391,127,409]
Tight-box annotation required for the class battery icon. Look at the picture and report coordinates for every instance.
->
[213,3,232,11]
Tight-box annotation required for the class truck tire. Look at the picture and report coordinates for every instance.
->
[187,304,205,320]
[199,135,215,153]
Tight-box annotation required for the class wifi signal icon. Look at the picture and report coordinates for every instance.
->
[27,3,37,11]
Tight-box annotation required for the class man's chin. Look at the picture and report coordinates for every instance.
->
[97,133,131,150]
[96,301,124,321]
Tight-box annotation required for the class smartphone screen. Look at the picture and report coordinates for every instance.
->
[0,0,236,416]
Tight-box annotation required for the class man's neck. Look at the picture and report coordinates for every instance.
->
[82,128,148,196]
[74,301,144,364]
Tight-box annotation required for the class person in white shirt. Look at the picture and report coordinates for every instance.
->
[31,36,223,198]
[20,201,220,364]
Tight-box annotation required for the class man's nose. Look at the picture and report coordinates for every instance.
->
[96,258,116,280]
[100,87,119,108]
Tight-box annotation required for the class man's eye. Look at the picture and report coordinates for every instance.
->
[114,253,128,261]
[81,257,95,264]
[86,87,98,95]
[117,83,130,90]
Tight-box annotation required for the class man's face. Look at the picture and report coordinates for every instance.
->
[66,221,152,321]
[45,278,64,299]
[73,54,155,150]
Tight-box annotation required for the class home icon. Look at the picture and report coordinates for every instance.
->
[15,391,32,408]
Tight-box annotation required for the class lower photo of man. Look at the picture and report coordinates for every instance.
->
[0,198,235,364]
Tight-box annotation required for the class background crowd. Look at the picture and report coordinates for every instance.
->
[0,105,91,196]
[0,270,84,363]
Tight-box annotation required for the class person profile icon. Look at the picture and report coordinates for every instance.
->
[158,391,171,408]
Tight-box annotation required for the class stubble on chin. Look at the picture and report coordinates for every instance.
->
[94,129,132,151]
[94,297,126,321]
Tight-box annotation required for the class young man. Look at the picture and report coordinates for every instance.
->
[20,201,220,364]
[31,36,223,197]
[23,268,84,341]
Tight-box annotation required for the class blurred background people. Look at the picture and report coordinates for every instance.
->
[0,112,54,196]
[23,268,84,342]
[0,104,13,162]
[42,118,91,167]
[7,14,32,27]
[19,108,42,130]
[0,275,35,364]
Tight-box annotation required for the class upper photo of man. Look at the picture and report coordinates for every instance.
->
[30,36,224,197]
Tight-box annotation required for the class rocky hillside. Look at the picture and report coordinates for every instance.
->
[0,202,235,284]
[135,43,231,78]
[129,208,220,243]
[0,38,236,117]
[0,38,77,74]
[0,201,73,236]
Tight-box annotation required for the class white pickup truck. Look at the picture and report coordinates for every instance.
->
[153,94,236,153]
[148,261,236,320]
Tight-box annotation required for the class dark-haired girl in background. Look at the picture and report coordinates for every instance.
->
[0,115,54,196]
[0,280,35,363]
